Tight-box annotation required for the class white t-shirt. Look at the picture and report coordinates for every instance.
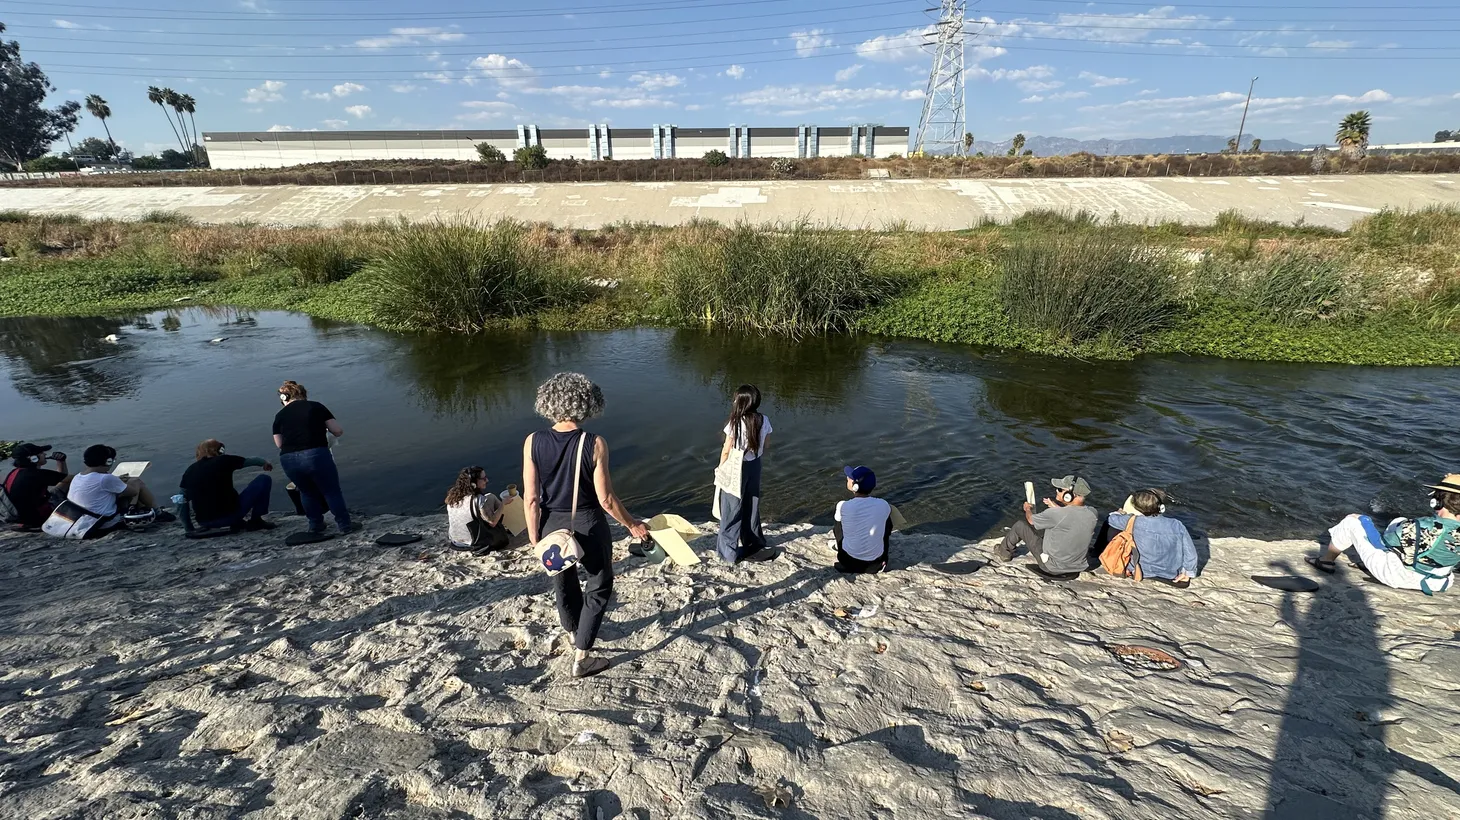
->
[723,415,773,462]
[447,493,502,546]
[68,472,128,518]
[835,496,893,561]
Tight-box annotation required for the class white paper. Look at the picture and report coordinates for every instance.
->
[111,461,150,479]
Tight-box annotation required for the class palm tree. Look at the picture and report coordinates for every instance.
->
[163,89,191,154]
[84,95,116,151]
[1007,133,1026,157]
[1226,137,1239,154]
[177,93,200,162]
[962,132,974,155]
[148,86,186,155]
[1249,138,1262,154]
[1336,110,1372,159]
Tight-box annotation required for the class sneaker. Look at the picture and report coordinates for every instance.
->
[338,522,362,535]
[742,548,780,563]
[993,544,1015,563]
[571,656,610,679]
[244,517,278,531]
[153,509,178,524]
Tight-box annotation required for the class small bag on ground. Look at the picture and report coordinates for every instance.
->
[41,499,106,540]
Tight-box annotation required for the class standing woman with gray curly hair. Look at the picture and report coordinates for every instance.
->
[523,372,649,679]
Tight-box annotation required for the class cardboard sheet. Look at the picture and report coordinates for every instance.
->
[646,513,704,566]
[500,494,528,536]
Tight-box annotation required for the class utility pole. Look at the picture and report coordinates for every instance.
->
[1234,76,1258,153]
[914,0,967,155]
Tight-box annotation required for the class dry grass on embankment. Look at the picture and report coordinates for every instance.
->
[2,206,1460,365]
[5,151,1460,189]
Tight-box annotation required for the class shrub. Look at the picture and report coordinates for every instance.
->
[476,143,507,164]
[1350,205,1460,249]
[137,209,194,225]
[365,220,586,332]
[999,233,1182,348]
[703,150,729,167]
[23,156,78,173]
[0,210,31,223]
[769,157,797,177]
[513,145,549,170]
[1008,209,1098,232]
[656,222,901,336]
[268,238,364,285]
[1247,250,1351,323]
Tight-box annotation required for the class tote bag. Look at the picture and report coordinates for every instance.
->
[536,432,590,576]
[42,499,105,540]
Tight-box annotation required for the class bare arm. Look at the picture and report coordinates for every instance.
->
[273,434,284,450]
[523,434,541,545]
[594,437,649,539]
[325,419,344,438]
[718,432,734,466]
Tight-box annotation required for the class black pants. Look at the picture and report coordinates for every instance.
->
[543,510,614,652]
[834,519,890,573]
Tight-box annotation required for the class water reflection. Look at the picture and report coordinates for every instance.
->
[0,316,141,406]
[385,330,585,418]
[667,330,869,410]
[978,357,1138,446]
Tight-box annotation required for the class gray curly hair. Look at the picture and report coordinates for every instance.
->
[534,372,605,422]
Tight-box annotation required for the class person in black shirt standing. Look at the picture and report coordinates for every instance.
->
[4,443,69,530]
[271,380,354,535]
[180,439,276,531]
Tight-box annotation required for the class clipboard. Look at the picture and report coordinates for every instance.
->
[112,461,150,479]
[645,513,704,566]
[500,494,528,536]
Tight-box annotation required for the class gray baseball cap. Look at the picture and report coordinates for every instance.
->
[1052,475,1092,497]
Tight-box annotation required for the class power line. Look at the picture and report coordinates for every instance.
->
[1,0,818,23]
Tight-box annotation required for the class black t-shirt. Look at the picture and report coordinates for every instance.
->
[272,400,335,454]
[4,467,66,526]
[180,455,246,522]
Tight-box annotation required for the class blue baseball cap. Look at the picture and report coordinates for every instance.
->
[844,465,877,492]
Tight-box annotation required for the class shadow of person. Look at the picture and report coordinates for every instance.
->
[1262,558,1396,818]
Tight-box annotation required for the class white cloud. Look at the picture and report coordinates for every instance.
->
[243,80,286,103]
[630,72,683,91]
[266,124,295,132]
[969,64,1055,83]
[790,29,834,57]
[835,64,864,82]
[1079,71,1135,88]
[590,97,677,109]
[419,72,455,85]
[322,119,348,129]
[734,83,925,113]
[1136,89,1160,97]
[1018,80,1063,93]
[471,54,536,88]
[1020,91,1090,104]
[389,83,421,93]
[332,82,367,97]
[53,19,82,29]
[344,104,373,119]
[461,100,516,111]
[355,27,465,49]
[1308,39,1357,51]
[724,64,746,80]
[855,26,932,62]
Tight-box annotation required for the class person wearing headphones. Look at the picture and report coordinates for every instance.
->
[180,439,276,531]
[65,444,170,532]
[1309,474,1460,594]
[1103,488,1197,587]
[833,466,893,574]
[996,474,1099,578]
[272,380,354,535]
[4,443,69,530]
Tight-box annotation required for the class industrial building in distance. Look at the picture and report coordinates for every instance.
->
[202,125,910,170]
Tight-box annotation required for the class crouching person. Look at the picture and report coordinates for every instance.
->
[1101,489,1197,588]
[834,466,891,574]
[1310,474,1460,595]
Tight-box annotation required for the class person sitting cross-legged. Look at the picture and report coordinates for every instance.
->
[1102,488,1197,588]
[180,439,276,531]
[834,465,892,574]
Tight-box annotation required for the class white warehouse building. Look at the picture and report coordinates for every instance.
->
[202,124,910,170]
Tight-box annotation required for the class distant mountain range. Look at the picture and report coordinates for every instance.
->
[965,135,1317,156]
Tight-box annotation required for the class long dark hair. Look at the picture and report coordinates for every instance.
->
[445,466,484,507]
[726,384,763,453]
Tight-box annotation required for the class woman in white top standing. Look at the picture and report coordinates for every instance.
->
[716,384,776,563]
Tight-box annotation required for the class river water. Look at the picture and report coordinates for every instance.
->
[2,308,1455,540]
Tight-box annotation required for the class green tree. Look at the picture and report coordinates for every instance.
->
[513,144,549,169]
[1435,130,1453,143]
[74,136,118,162]
[703,149,728,167]
[476,143,506,163]
[24,155,77,172]
[84,94,116,151]
[147,86,186,157]
[1336,110,1372,158]
[0,23,82,170]
[1007,133,1026,157]
[176,92,201,163]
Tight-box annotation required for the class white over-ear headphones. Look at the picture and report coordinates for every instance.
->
[27,453,41,465]
[1430,492,1441,510]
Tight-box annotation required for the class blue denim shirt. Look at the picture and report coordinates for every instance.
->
[1107,513,1199,579]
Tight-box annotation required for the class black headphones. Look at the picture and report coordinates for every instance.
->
[1430,491,1441,510]
[1143,489,1168,515]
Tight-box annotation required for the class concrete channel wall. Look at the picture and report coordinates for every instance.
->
[202,126,911,169]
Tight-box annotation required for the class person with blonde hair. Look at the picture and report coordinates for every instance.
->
[180,439,276,531]
[272,380,354,535]
[523,372,648,679]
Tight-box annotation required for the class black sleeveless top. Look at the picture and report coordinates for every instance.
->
[532,428,603,530]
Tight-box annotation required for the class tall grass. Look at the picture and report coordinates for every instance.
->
[999,233,1182,347]
[268,238,364,285]
[1247,250,1352,323]
[1350,205,1460,249]
[136,209,194,225]
[365,220,587,332]
[656,222,901,336]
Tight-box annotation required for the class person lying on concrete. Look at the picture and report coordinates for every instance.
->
[180,439,276,532]
[446,465,510,554]
[1102,488,1197,588]
[834,466,892,574]
[997,475,1099,579]
[1309,474,1460,595]
[65,444,173,533]
[4,443,68,531]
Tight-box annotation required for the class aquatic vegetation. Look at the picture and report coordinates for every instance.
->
[655,221,902,336]
[268,237,364,285]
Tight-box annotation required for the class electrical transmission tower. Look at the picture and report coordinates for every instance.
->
[914,0,967,156]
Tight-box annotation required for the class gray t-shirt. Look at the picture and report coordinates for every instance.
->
[1030,504,1099,574]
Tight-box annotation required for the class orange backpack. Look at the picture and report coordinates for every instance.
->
[1100,515,1143,581]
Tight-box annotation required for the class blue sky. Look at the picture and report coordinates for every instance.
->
[7,0,1460,156]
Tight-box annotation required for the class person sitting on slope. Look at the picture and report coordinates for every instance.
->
[1309,474,1460,595]
[834,466,892,574]
[1102,488,1197,588]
